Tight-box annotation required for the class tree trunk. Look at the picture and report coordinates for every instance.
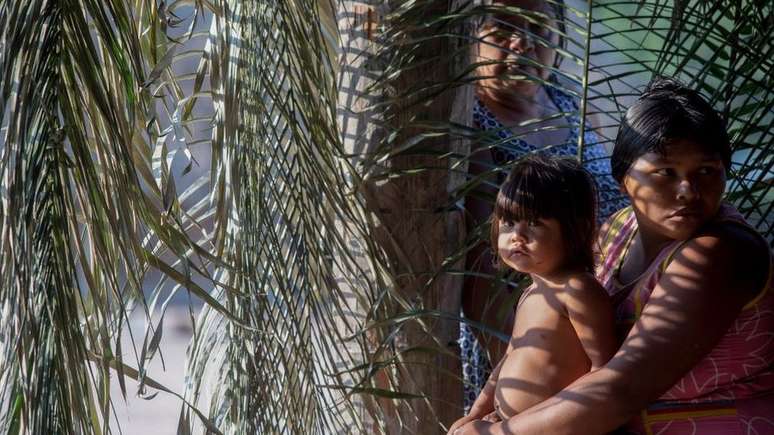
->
[335,1,473,432]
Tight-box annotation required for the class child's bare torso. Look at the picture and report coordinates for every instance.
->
[494,282,592,419]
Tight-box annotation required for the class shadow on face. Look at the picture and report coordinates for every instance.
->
[620,139,726,243]
[476,0,562,100]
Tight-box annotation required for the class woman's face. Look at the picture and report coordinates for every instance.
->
[477,0,560,101]
[621,139,726,242]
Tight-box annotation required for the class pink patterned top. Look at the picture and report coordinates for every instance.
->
[596,204,774,434]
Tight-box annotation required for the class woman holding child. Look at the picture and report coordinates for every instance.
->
[453,78,774,434]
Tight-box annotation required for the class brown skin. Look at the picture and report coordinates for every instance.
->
[620,140,726,266]
[498,218,568,279]
[493,273,616,418]
[454,140,770,434]
[449,219,617,434]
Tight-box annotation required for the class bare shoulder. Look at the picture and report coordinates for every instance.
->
[671,221,770,300]
[691,219,767,251]
[566,272,606,294]
[561,271,617,368]
[561,272,609,308]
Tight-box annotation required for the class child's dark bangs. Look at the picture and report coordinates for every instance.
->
[494,175,557,222]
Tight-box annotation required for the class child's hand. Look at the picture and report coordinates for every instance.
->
[453,419,494,435]
[447,415,476,435]
[481,411,501,423]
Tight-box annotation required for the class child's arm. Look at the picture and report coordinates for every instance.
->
[448,356,505,434]
[468,354,504,416]
[563,275,618,369]
[449,311,521,435]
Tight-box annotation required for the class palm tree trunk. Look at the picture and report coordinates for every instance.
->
[335,1,473,432]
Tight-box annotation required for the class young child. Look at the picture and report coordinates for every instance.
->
[450,155,617,432]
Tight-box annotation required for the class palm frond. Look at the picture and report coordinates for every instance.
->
[2,0,771,434]
[178,0,379,433]
[1,0,224,432]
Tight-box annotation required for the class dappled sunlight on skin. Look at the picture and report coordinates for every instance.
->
[494,375,561,418]
[457,189,770,434]
[597,223,768,430]
[492,275,615,420]
[470,237,760,432]
[453,77,773,434]
[620,140,726,254]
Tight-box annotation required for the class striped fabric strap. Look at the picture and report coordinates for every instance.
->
[597,207,634,286]
[599,208,632,258]
[641,402,737,435]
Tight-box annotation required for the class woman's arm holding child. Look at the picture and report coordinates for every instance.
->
[454,226,768,434]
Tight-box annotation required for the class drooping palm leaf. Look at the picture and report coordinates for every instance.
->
[2,0,771,434]
[177,0,383,433]
[0,0,226,432]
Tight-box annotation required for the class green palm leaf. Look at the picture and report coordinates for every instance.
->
[1,0,224,432]
[2,0,771,434]
[178,0,376,433]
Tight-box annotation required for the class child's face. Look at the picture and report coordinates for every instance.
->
[497,216,566,277]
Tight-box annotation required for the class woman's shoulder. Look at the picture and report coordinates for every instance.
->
[683,222,768,267]
[685,203,769,264]
[667,210,771,302]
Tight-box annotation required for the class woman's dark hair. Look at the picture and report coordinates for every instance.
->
[489,154,598,272]
[611,76,732,183]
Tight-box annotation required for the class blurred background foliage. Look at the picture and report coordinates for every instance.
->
[0,0,770,434]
